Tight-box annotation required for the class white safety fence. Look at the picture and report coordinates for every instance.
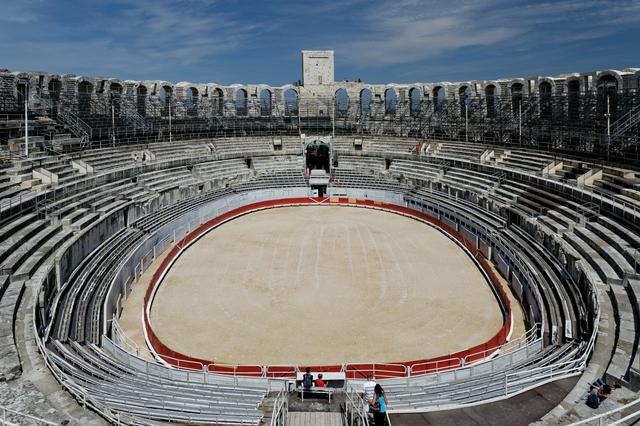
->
[0,405,57,426]
[569,398,640,426]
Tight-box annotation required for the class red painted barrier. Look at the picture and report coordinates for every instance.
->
[142,197,512,378]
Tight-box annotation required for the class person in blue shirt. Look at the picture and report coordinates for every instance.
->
[369,383,388,425]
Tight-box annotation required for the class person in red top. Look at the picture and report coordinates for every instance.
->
[315,373,326,388]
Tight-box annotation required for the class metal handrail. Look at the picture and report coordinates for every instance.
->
[269,388,288,426]
[0,405,57,426]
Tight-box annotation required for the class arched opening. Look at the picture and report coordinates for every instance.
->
[384,88,397,115]
[511,83,523,118]
[260,89,272,116]
[136,85,147,117]
[109,82,123,116]
[359,88,372,115]
[16,81,28,108]
[212,88,224,115]
[159,86,173,117]
[597,75,618,119]
[433,86,445,111]
[48,79,62,114]
[409,88,421,115]
[185,87,198,116]
[539,81,552,120]
[235,89,248,116]
[78,81,93,115]
[567,80,580,121]
[459,86,472,117]
[485,85,496,118]
[305,139,330,174]
[284,89,298,116]
[335,88,348,118]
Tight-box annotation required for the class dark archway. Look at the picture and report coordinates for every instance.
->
[159,86,173,117]
[78,81,93,115]
[48,79,62,115]
[109,82,123,116]
[185,87,198,116]
[433,86,445,111]
[335,88,349,118]
[260,89,272,116]
[305,139,330,173]
[409,88,421,115]
[539,81,552,120]
[485,85,496,118]
[567,80,580,121]
[136,85,147,117]
[511,83,523,118]
[284,89,298,116]
[459,86,472,117]
[384,88,397,115]
[212,88,224,116]
[597,75,618,119]
[235,89,248,116]
[360,88,372,115]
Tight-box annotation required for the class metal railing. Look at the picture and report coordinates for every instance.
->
[344,384,370,426]
[269,389,288,426]
[569,397,640,425]
[0,405,57,426]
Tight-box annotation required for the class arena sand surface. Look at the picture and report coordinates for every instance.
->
[150,205,503,365]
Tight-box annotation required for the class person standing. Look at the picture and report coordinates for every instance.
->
[363,374,376,412]
[302,367,313,390]
[370,383,388,426]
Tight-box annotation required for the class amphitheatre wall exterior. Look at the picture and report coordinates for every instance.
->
[1,51,638,121]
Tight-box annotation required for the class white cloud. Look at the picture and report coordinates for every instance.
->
[337,0,640,67]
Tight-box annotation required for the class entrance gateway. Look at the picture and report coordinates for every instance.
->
[302,135,331,196]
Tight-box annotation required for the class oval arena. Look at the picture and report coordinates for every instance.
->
[0,52,639,425]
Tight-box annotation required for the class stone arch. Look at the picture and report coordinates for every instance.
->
[511,82,524,117]
[259,88,272,116]
[283,88,298,115]
[77,80,94,114]
[433,86,446,111]
[109,82,123,94]
[136,84,147,116]
[509,79,527,95]
[335,88,349,114]
[539,81,553,119]
[458,85,473,116]
[384,87,397,114]
[409,87,421,114]
[159,85,173,116]
[359,88,372,114]
[567,78,580,121]
[484,84,497,117]
[235,88,248,116]
[596,72,620,118]
[47,77,62,94]
[183,86,199,116]
[596,70,624,90]
[211,87,224,115]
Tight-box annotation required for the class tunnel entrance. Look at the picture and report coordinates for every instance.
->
[305,139,330,173]
[304,137,331,196]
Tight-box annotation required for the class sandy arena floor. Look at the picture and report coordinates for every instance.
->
[149,205,504,365]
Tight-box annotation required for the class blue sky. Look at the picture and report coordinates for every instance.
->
[1,0,639,85]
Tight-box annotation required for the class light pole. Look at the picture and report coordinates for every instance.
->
[22,80,29,157]
[606,95,611,161]
[111,104,116,147]
[332,95,336,138]
[465,100,469,143]
[168,100,173,143]
[519,102,522,145]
